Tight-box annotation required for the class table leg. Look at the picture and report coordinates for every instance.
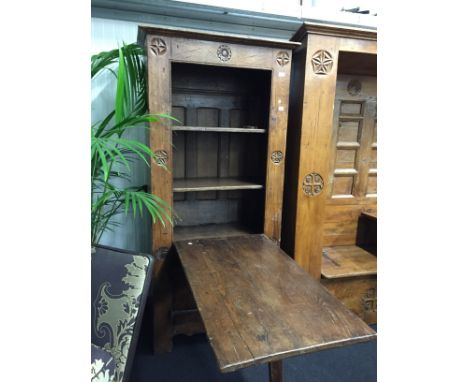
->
[152,252,175,353]
[268,360,283,382]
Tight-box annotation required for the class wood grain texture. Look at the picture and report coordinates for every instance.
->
[322,245,377,279]
[325,74,377,248]
[283,25,377,281]
[172,126,266,133]
[268,361,283,382]
[292,22,377,43]
[141,25,294,353]
[174,223,251,241]
[143,30,293,248]
[138,24,300,50]
[263,52,292,242]
[322,276,377,324]
[291,33,339,279]
[175,234,376,373]
[146,33,173,257]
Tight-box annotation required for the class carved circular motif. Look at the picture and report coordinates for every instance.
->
[302,172,324,196]
[217,45,232,62]
[154,150,168,166]
[362,288,377,312]
[150,38,167,55]
[276,51,290,67]
[347,79,362,96]
[271,151,283,164]
[311,50,333,75]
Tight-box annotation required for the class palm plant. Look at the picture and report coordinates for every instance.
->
[91,43,174,245]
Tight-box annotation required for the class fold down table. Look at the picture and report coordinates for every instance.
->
[175,234,376,382]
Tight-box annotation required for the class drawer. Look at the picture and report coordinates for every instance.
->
[322,276,377,324]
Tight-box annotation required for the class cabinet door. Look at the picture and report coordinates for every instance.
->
[323,75,377,247]
[329,75,377,201]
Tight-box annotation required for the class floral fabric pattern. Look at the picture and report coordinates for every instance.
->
[92,253,150,382]
[91,343,115,382]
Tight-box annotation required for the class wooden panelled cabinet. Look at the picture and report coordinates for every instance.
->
[281,22,377,323]
[138,25,299,350]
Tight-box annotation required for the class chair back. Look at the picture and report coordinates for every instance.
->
[91,245,153,382]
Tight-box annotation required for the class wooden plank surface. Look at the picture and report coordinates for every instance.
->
[173,178,263,192]
[322,277,377,324]
[172,126,266,133]
[322,246,377,279]
[175,235,376,373]
[173,223,251,241]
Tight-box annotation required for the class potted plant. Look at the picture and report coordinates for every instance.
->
[91,43,174,246]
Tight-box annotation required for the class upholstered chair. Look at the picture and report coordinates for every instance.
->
[91,245,153,382]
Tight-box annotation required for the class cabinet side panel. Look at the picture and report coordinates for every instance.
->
[146,34,173,258]
[263,49,293,242]
[281,42,307,256]
[294,35,339,279]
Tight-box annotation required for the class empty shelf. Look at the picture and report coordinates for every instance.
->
[173,178,264,192]
[322,245,377,279]
[174,223,252,241]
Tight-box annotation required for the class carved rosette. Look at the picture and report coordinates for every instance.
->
[149,37,167,55]
[276,51,290,67]
[311,50,333,75]
[347,79,362,96]
[302,173,324,196]
[154,150,168,166]
[362,288,377,312]
[217,45,232,62]
[271,151,283,165]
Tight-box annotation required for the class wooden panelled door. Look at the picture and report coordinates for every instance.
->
[324,74,377,247]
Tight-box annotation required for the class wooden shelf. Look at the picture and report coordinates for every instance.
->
[174,223,252,241]
[172,126,266,133]
[334,168,358,175]
[336,142,360,149]
[322,245,377,279]
[173,177,263,192]
[339,115,364,120]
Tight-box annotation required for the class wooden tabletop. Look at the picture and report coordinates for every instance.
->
[175,234,376,373]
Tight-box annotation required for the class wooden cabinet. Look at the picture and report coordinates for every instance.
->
[138,25,298,350]
[281,22,377,323]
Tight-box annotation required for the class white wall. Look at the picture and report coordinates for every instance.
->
[177,0,377,24]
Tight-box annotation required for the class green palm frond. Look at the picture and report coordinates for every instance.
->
[91,42,176,245]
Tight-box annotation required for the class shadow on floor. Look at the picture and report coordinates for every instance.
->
[131,307,377,382]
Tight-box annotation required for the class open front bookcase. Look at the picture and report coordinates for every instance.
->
[170,63,271,241]
[138,25,298,257]
[138,25,298,350]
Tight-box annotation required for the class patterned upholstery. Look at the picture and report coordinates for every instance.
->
[91,343,115,382]
[91,245,153,382]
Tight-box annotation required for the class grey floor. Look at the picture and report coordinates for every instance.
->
[131,308,377,382]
